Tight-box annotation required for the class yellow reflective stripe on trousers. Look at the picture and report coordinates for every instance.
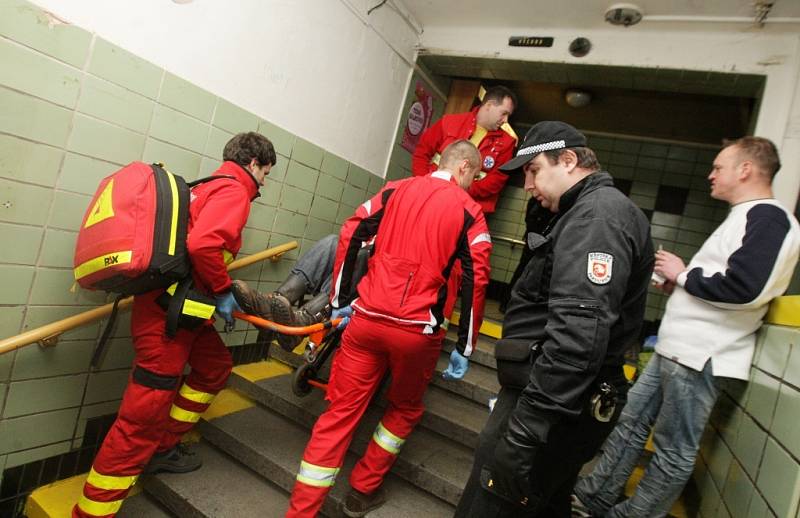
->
[372,421,405,455]
[178,383,215,404]
[182,298,215,319]
[73,251,133,280]
[85,467,138,491]
[77,494,125,516]
[169,405,201,423]
[296,460,340,488]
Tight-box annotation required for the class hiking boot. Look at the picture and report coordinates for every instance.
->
[277,292,331,352]
[341,486,387,517]
[230,280,284,346]
[275,273,307,306]
[230,280,275,320]
[144,443,202,474]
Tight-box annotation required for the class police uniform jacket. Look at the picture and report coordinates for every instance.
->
[500,170,653,444]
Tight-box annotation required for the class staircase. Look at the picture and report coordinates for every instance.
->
[132,329,500,517]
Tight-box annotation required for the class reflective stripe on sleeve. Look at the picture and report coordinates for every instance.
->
[169,405,202,423]
[296,460,340,488]
[372,421,405,455]
[471,232,492,246]
[178,383,215,404]
[85,467,138,491]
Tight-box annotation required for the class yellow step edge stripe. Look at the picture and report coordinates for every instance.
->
[232,359,293,382]
[25,474,141,518]
[765,295,800,327]
[451,311,502,339]
[199,388,254,421]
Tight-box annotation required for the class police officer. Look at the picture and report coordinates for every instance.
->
[454,121,654,517]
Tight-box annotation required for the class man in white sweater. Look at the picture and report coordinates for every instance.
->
[573,136,800,518]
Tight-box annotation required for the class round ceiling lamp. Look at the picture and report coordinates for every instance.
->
[565,89,592,108]
[605,3,644,26]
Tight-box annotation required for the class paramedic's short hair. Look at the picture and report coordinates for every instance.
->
[224,132,277,168]
[483,85,517,110]
[439,140,480,171]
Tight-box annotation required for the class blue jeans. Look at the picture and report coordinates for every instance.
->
[574,353,720,518]
[292,234,339,295]
[292,234,370,298]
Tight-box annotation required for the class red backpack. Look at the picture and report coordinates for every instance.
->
[74,162,228,295]
[74,162,230,365]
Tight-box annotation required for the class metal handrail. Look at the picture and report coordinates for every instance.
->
[493,234,526,247]
[0,241,298,355]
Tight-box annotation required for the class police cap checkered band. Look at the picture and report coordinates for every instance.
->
[499,121,587,172]
[516,140,566,157]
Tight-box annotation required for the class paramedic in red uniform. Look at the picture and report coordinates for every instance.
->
[73,132,276,518]
[286,140,492,518]
[411,85,517,214]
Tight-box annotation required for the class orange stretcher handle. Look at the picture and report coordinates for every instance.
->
[232,311,342,345]
[308,379,328,391]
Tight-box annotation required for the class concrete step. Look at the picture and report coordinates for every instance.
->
[442,332,497,370]
[228,369,490,450]
[224,374,475,505]
[431,352,500,408]
[118,491,175,517]
[267,342,500,410]
[143,441,290,518]
[420,384,488,449]
[197,405,455,517]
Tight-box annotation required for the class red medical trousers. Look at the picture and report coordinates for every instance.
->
[286,313,443,517]
[73,291,232,518]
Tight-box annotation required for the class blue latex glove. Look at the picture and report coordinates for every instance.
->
[442,348,469,380]
[331,305,353,329]
[214,291,242,329]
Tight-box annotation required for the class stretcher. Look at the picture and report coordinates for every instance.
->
[233,311,342,397]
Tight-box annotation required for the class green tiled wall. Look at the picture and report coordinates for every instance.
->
[590,134,726,323]
[694,324,800,518]
[0,0,380,471]
[483,133,726,323]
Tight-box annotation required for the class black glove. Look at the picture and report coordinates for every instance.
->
[486,412,540,507]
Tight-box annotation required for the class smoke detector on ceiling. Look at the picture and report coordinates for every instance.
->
[605,3,644,27]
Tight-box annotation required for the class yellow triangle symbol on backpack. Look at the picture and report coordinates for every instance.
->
[85,179,115,228]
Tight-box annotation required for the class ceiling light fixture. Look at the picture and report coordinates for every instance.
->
[605,3,644,27]
[565,89,592,108]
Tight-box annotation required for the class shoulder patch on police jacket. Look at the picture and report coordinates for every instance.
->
[587,252,613,284]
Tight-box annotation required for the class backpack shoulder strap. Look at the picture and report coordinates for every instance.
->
[90,294,126,370]
[186,175,235,187]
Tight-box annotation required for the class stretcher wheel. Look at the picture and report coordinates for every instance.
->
[292,362,316,398]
